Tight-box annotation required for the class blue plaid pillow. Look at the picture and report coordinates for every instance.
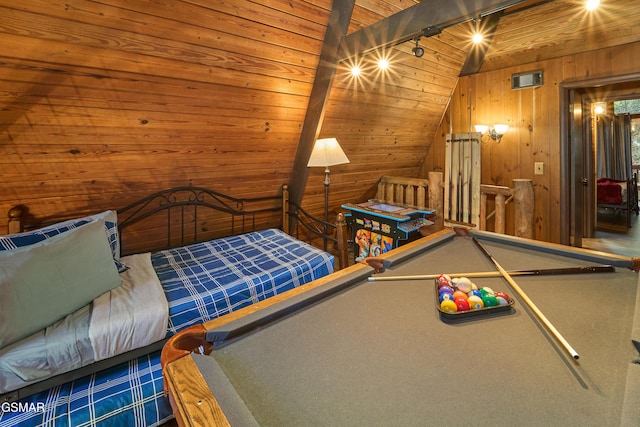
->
[0,211,127,272]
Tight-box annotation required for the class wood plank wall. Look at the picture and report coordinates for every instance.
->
[421,41,640,243]
[1,0,445,249]
[1,1,332,232]
[4,0,637,250]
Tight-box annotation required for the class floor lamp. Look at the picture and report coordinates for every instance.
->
[307,138,350,249]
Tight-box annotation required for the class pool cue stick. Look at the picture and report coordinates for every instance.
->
[467,91,472,224]
[452,141,459,221]
[458,141,463,222]
[464,139,471,224]
[367,265,615,282]
[448,105,453,220]
[470,235,580,360]
[448,138,453,219]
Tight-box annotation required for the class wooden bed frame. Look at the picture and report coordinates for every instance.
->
[1,184,348,403]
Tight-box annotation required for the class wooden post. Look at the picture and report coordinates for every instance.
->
[495,193,506,234]
[385,184,394,203]
[286,1,355,223]
[404,184,414,206]
[282,185,289,234]
[479,192,487,230]
[334,212,348,270]
[428,171,443,215]
[8,206,24,234]
[376,181,383,200]
[412,184,421,208]
[513,179,534,239]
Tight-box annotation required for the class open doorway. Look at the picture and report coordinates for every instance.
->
[592,99,640,230]
[561,73,640,257]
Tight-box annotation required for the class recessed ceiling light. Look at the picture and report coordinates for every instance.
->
[586,0,600,11]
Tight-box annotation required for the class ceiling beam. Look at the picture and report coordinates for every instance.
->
[287,0,355,217]
[459,11,503,76]
[337,0,526,62]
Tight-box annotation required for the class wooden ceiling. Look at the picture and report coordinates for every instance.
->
[352,0,640,73]
[309,0,640,211]
[479,0,640,71]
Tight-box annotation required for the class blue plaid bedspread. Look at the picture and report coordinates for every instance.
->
[156,228,334,335]
[0,229,334,426]
[0,351,171,427]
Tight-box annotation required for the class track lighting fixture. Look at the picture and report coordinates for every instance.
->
[412,38,424,58]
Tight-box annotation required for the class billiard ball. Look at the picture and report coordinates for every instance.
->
[469,289,482,298]
[440,299,458,313]
[439,292,455,303]
[467,295,484,310]
[496,296,510,306]
[455,277,473,293]
[455,298,470,311]
[479,288,491,297]
[456,283,472,293]
[482,294,499,307]
[495,291,511,304]
[439,285,455,296]
[453,290,469,301]
[482,287,495,295]
[437,274,451,284]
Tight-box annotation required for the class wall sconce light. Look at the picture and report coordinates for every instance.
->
[474,124,509,143]
[593,102,606,116]
[592,102,607,123]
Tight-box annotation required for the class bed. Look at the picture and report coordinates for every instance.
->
[0,185,347,426]
[596,175,639,227]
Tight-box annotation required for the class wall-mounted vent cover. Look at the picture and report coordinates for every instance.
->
[511,70,543,90]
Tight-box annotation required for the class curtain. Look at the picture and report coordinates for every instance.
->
[596,114,631,180]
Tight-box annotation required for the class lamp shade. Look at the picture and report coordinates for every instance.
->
[493,124,509,134]
[307,138,350,167]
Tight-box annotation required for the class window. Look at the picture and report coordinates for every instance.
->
[613,99,640,167]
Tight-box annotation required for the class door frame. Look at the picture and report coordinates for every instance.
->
[560,72,640,246]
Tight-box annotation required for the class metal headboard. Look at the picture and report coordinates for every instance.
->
[116,186,282,254]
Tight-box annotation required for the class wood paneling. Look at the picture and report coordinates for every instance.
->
[0,0,427,241]
[2,0,640,251]
[424,42,640,243]
[0,0,334,234]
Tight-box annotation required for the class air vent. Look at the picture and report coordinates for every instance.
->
[511,70,543,90]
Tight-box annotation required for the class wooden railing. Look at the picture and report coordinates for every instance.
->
[373,175,533,239]
[479,179,534,238]
[375,172,443,215]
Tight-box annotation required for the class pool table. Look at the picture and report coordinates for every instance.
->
[161,229,640,427]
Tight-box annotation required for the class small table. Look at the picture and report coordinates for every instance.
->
[161,229,640,427]
[341,200,435,262]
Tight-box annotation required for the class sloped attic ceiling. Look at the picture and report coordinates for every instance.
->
[2,0,639,240]
[300,0,640,213]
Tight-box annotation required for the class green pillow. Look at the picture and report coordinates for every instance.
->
[0,220,122,349]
